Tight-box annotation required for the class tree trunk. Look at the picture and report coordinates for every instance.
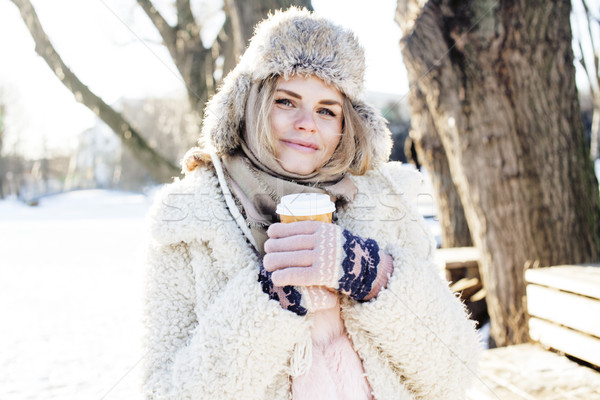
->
[590,96,600,160]
[408,85,472,248]
[0,104,4,199]
[221,0,313,76]
[398,0,600,346]
[234,0,312,46]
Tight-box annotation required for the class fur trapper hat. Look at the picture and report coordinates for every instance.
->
[198,7,392,170]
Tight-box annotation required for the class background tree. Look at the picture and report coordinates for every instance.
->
[572,0,600,160]
[9,0,311,183]
[407,85,472,247]
[0,102,4,199]
[397,0,600,346]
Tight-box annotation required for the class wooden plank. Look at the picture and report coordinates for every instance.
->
[450,277,481,293]
[435,246,480,270]
[471,287,486,302]
[525,265,600,300]
[466,343,600,400]
[527,284,600,337]
[529,317,600,367]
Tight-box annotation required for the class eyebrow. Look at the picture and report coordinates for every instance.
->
[276,89,342,107]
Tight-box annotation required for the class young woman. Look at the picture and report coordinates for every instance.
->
[143,7,480,400]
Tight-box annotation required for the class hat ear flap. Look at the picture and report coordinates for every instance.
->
[201,71,253,154]
[352,101,393,169]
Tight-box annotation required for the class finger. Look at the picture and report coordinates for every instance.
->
[263,249,314,272]
[267,221,322,239]
[271,266,321,287]
[264,234,315,253]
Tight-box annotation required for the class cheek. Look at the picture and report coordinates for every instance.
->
[321,122,342,155]
[269,110,288,139]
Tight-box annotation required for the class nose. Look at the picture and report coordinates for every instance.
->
[294,109,317,133]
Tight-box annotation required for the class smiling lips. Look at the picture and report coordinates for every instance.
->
[281,139,319,152]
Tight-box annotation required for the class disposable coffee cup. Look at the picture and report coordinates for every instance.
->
[276,193,335,223]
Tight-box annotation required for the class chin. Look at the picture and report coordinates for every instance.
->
[283,165,316,175]
[280,160,318,175]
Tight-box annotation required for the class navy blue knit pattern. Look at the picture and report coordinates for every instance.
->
[258,264,307,316]
[338,229,380,301]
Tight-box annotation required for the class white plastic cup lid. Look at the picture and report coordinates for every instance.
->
[276,193,335,216]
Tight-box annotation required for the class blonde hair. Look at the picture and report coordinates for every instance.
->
[252,75,372,176]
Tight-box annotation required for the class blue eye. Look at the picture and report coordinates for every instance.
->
[275,98,293,107]
[318,108,336,117]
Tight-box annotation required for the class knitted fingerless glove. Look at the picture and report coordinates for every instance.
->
[264,222,394,301]
[338,229,386,300]
[258,264,338,316]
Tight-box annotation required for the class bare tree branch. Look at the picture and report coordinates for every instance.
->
[578,40,593,88]
[136,0,178,57]
[581,0,600,91]
[216,12,237,78]
[10,0,179,182]
[137,0,209,119]
[223,0,245,63]
[176,0,197,32]
[576,0,600,159]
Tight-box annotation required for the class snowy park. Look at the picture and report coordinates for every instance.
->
[1,161,599,399]
[0,190,154,399]
[2,0,600,397]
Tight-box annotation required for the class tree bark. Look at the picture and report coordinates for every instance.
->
[398,0,600,346]
[12,0,179,183]
[407,83,472,247]
[234,0,312,46]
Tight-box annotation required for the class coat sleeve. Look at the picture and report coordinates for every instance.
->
[142,239,310,399]
[339,166,481,400]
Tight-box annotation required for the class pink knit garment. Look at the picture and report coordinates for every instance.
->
[299,286,339,311]
[291,256,393,399]
[292,305,373,400]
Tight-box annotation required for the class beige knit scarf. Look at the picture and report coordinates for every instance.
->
[221,84,357,254]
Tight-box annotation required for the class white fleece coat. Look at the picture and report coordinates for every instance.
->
[142,162,480,400]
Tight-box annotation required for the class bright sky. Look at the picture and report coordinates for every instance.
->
[0,0,407,159]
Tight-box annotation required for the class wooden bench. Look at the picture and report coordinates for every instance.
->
[434,246,481,276]
[467,264,600,399]
[435,247,487,326]
[526,264,600,368]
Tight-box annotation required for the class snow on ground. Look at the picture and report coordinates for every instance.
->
[0,190,156,400]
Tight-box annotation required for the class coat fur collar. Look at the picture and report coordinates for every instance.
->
[148,162,429,253]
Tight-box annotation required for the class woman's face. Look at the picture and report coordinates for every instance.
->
[270,75,343,175]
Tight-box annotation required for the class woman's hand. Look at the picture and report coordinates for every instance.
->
[263,221,393,301]
[258,265,338,316]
